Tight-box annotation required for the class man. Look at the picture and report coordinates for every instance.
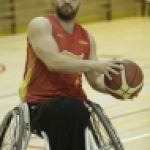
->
[19,0,124,150]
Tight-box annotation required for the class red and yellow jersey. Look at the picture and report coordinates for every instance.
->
[19,14,90,103]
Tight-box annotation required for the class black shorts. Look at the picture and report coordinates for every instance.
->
[27,97,90,150]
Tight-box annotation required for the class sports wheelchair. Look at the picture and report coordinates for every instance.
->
[0,100,124,150]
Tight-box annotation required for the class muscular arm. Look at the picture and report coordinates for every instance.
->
[28,17,98,74]
[84,33,108,94]
[28,17,123,77]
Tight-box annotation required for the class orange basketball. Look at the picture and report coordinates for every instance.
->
[104,60,144,100]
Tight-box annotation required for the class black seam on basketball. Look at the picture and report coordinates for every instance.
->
[111,77,128,93]
[110,66,132,98]
[130,65,138,87]
[111,78,122,89]
[121,63,137,97]
[120,88,128,93]
[121,87,130,97]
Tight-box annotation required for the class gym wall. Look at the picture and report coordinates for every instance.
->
[0,0,144,35]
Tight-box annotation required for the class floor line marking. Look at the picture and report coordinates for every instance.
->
[110,107,150,120]
[91,85,150,102]
[122,132,150,143]
[0,85,150,99]
[115,117,150,129]
[25,132,150,149]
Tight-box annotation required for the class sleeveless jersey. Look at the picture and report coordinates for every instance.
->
[19,14,90,103]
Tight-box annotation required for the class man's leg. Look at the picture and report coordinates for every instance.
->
[28,97,90,150]
[62,97,90,150]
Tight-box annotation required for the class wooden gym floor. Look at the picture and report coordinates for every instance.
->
[0,17,150,150]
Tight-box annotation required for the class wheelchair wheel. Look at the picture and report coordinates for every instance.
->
[0,106,24,150]
[85,100,124,150]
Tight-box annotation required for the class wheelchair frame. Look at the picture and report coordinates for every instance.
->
[0,107,24,150]
[0,100,124,150]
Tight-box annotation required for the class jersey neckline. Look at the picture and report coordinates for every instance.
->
[52,14,77,37]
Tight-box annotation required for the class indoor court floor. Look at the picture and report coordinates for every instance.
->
[0,17,150,150]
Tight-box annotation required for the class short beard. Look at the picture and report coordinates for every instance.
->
[55,4,80,21]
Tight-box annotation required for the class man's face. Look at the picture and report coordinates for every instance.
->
[54,0,81,21]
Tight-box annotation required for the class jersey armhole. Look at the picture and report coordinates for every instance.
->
[44,15,55,37]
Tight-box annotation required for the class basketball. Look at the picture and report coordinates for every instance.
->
[104,60,144,100]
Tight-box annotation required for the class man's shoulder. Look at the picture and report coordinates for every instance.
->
[29,16,51,26]
[28,16,52,36]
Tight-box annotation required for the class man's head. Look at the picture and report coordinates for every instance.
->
[53,0,82,21]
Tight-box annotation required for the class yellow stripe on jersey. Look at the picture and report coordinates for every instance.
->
[61,50,83,60]
[19,57,36,101]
